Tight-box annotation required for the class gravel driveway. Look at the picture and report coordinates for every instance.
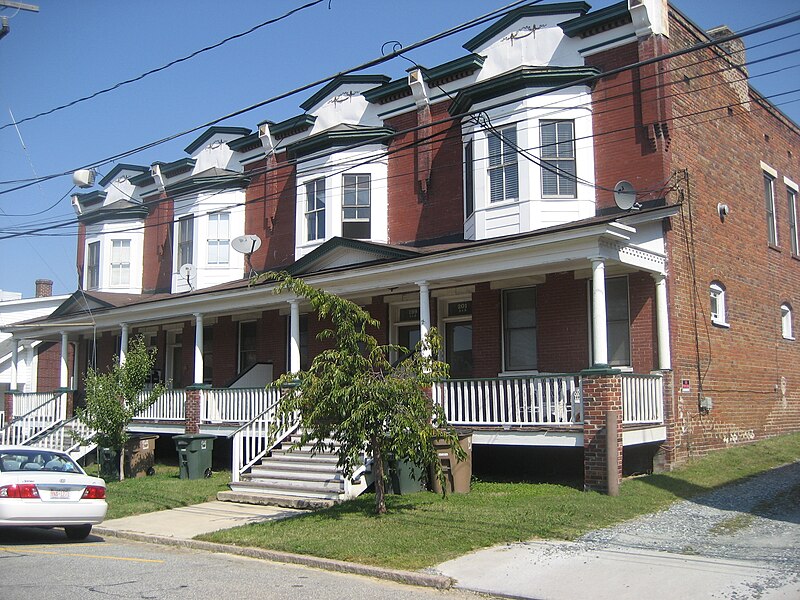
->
[435,461,800,599]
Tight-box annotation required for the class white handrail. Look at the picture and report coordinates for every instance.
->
[230,388,297,483]
[30,416,97,459]
[433,374,583,427]
[621,373,664,424]
[0,392,65,446]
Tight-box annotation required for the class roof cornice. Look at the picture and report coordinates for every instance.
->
[286,127,394,159]
[449,65,600,115]
[299,75,391,111]
[98,164,149,188]
[559,1,630,38]
[183,126,252,155]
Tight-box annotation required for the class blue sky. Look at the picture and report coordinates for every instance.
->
[1,0,798,297]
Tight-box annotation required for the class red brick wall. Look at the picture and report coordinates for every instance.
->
[244,154,296,272]
[538,273,589,372]
[472,283,502,377]
[629,272,657,373]
[260,310,287,377]
[386,101,465,244]
[36,342,63,392]
[142,194,173,293]
[582,374,623,492]
[664,12,800,461]
[212,316,237,387]
[586,40,672,212]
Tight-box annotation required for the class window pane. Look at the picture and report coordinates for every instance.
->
[504,288,537,371]
[446,322,473,378]
[506,329,537,370]
[464,140,474,217]
[541,120,576,198]
[506,288,536,327]
[489,168,504,202]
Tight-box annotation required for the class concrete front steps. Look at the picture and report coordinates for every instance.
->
[218,434,351,510]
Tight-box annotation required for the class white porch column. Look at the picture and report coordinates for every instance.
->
[289,299,301,373]
[59,332,69,389]
[119,323,129,366]
[653,273,672,370]
[591,259,608,367]
[10,337,18,390]
[194,313,204,385]
[416,281,431,358]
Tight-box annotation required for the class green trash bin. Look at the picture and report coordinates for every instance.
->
[173,433,215,479]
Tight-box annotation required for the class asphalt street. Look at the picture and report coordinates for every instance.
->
[0,527,490,600]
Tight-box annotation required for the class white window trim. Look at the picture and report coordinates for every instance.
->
[207,212,231,266]
[487,125,519,204]
[764,170,778,247]
[540,119,577,199]
[781,303,794,340]
[109,239,131,288]
[305,178,326,242]
[786,181,799,256]
[710,282,729,328]
[86,240,100,290]
[502,286,538,372]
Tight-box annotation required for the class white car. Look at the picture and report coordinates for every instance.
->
[0,446,107,540]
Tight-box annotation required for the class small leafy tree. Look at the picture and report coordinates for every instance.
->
[77,336,165,481]
[263,272,466,515]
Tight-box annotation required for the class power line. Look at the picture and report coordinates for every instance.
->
[0,0,535,195]
[0,0,328,131]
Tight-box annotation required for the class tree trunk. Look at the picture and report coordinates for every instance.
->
[371,437,386,515]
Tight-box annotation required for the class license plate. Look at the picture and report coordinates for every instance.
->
[50,489,70,499]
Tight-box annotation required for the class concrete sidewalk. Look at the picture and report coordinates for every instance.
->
[434,540,799,600]
[95,501,300,539]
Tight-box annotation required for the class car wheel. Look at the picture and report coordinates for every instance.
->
[64,525,92,540]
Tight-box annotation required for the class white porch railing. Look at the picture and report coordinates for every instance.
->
[231,389,297,483]
[433,374,583,427]
[0,392,66,446]
[12,392,59,417]
[132,389,186,421]
[202,387,280,423]
[30,416,97,461]
[621,373,664,424]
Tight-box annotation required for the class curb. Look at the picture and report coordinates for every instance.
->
[93,527,454,590]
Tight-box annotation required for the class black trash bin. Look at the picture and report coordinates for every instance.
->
[173,433,215,479]
[98,447,119,481]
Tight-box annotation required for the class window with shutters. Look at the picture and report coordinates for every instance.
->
[487,126,519,202]
[541,120,576,198]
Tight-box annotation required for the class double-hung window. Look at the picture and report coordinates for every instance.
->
[788,187,799,255]
[207,212,230,265]
[764,172,778,246]
[487,126,519,202]
[305,179,326,241]
[110,240,131,287]
[238,321,257,373]
[177,215,194,267]
[605,277,630,366]
[342,174,371,239]
[86,241,100,290]
[782,303,794,340]
[503,287,537,371]
[464,140,474,217]
[710,282,728,326]
[541,120,577,197]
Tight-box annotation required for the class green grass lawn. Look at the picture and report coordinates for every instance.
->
[95,466,231,520]
[194,433,800,570]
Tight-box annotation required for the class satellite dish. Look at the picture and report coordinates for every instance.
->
[179,264,195,281]
[72,169,96,189]
[231,234,262,255]
[613,180,637,211]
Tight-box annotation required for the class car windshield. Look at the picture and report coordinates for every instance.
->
[0,450,80,473]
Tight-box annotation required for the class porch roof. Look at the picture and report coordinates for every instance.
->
[5,203,677,340]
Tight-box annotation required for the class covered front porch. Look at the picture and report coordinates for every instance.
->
[3,207,677,491]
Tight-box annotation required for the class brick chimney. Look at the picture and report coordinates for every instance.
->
[35,279,53,298]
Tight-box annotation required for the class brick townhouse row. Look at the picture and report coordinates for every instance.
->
[5,0,799,489]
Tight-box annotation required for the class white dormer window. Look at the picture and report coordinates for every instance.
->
[305,178,326,242]
[541,120,577,198]
[342,174,371,239]
[110,240,131,287]
[86,241,100,290]
[207,212,230,265]
[488,126,519,202]
[177,215,194,267]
